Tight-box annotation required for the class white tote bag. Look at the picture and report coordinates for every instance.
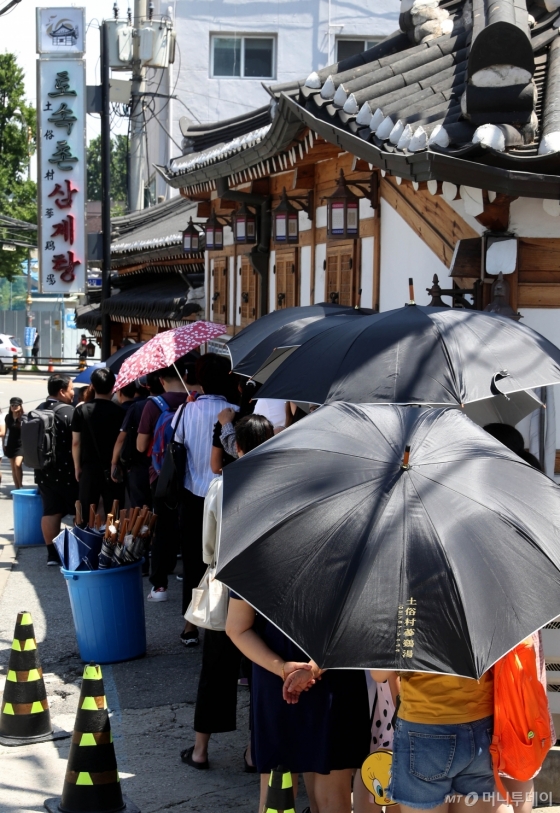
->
[184,564,229,631]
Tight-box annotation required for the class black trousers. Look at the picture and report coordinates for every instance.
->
[194,630,242,734]
[126,465,152,509]
[179,488,206,615]
[79,466,124,519]
[149,479,178,590]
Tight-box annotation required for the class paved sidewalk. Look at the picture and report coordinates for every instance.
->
[0,374,262,812]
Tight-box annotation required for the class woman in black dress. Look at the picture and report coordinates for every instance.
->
[4,397,24,489]
[227,595,370,813]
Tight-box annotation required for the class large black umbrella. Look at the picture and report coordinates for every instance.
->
[217,403,560,678]
[226,303,369,377]
[255,305,560,408]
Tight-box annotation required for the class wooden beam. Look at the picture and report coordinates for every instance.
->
[381,178,478,268]
[475,192,517,231]
[518,284,560,308]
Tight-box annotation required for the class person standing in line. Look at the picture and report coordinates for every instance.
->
[173,353,239,647]
[71,367,124,518]
[35,374,78,566]
[137,364,188,601]
[111,380,153,510]
[4,397,25,490]
[181,415,274,772]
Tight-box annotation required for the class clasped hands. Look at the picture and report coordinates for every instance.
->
[282,661,322,705]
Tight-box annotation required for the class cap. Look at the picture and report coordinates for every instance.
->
[9,397,23,406]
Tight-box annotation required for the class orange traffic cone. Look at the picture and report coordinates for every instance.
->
[48,358,54,373]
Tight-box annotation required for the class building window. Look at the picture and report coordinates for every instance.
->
[211,36,275,79]
[336,38,380,62]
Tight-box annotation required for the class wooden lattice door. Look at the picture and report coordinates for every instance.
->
[211,257,228,324]
[240,256,259,327]
[275,249,298,309]
[326,242,356,306]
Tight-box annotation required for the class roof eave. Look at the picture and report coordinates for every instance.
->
[157,96,306,190]
[283,95,560,200]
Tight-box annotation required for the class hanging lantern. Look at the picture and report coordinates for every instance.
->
[205,211,224,251]
[327,170,360,239]
[182,217,200,252]
[273,188,299,244]
[232,202,256,244]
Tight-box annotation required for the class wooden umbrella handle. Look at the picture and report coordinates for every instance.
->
[89,504,96,528]
[75,501,82,526]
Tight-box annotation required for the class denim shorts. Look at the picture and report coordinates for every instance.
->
[388,716,495,809]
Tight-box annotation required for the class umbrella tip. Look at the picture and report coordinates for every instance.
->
[408,278,415,306]
[401,445,411,470]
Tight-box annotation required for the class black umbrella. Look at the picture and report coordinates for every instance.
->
[255,305,560,408]
[217,403,560,678]
[226,303,370,376]
[106,342,145,373]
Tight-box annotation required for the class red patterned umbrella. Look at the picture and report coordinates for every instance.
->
[114,322,226,390]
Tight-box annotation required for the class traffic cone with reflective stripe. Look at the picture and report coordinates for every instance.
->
[0,611,54,746]
[263,766,296,813]
[48,358,54,373]
[44,663,140,813]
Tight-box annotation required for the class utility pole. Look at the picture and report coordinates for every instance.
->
[101,21,112,360]
[129,0,147,212]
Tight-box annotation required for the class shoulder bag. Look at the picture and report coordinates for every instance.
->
[155,401,187,505]
[184,561,229,631]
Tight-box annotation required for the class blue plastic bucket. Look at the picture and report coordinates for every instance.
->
[62,560,146,663]
[12,488,44,546]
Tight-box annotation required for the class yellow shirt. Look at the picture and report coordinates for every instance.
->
[398,671,494,725]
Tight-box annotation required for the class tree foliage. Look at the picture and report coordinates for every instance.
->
[0,53,37,280]
[87,134,128,210]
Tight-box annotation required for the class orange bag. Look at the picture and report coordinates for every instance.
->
[490,639,552,798]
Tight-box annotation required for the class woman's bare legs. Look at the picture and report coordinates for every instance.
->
[314,769,354,813]
[352,770,386,813]
[10,456,23,489]
[303,773,319,813]
[501,778,534,813]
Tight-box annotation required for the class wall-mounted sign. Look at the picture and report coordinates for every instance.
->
[37,58,86,294]
[36,8,86,56]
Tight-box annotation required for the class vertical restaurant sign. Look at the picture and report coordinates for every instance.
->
[37,57,86,294]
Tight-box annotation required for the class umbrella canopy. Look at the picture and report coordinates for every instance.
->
[114,322,225,390]
[255,305,560,408]
[73,363,103,384]
[227,303,368,375]
[217,403,560,678]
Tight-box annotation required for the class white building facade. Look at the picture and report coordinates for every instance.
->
[145,0,400,202]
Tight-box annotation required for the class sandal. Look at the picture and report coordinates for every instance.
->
[180,745,209,770]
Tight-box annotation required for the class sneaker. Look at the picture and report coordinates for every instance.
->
[147,587,168,602]
[176,573,183,582]
[180,629,199,647]
[47,545,61,567]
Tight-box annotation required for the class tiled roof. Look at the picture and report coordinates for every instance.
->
[161,0,560,198]
[111,196,202,255]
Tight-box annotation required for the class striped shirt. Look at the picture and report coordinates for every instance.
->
[172,395,238,497]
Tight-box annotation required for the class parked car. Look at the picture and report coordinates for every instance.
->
[0,335,23,373]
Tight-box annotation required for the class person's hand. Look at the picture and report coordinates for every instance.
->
[218,407,235,426]
[187,391,197,403]
[282,662,315,704]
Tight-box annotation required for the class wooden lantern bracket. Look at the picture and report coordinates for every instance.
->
[346,174,379,209]
[284,191,314,221]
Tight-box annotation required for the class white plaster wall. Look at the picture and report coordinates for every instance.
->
[361,236,374,309]
[360,198,374,220]
[300,245,312,306]
[169,0,399,133]
[316,206,327,229]
[223,225,234,247]
[299,210,312,233]
[509,198,560,237]
[518,309,560,447]
[269,250,277,313]
[314,243,326,303]
[379,200,449,312]
[446,197,485,236]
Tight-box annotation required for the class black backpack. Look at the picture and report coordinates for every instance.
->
[21,403,66,470]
